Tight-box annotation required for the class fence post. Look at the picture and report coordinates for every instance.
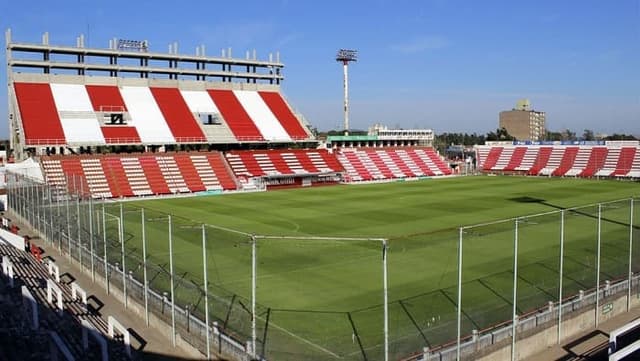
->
[595,203,602,327]
[202,225,211,360]
[89,197,95,282]
[66,185,71,259]
[511,218,519,361]
[142,208,149,326]
[558,209,565,344]
[251,234,257,359]
[77,189,82,270]
[629,198,634,311]
[456,227,463,361]
[102,204,109,294]
[57,191,62,252]
[169,215,176,347]
[120,203,127,309]
[383,238,389,361]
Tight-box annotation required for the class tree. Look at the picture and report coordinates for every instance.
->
[582,129,595,141]
[561,129,576,141]
[604,133,638,141]
[545,130,563,141]
[486,127,515,141]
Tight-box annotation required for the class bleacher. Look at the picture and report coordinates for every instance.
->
[476,144,640,178]
[12,82,312,146]
[40,152,237,198]
[225,149,344,188]
[0,243,129,360]
[337,147,452,182]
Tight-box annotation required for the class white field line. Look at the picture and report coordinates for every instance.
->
[263,317,341,358]
[142,248,344,358]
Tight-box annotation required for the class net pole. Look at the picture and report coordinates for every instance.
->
[17,177,21,221]
[557,210,565,344]
[169,215,176,347]
[456,227,463,361]
[251,234,257,358]
[120,203,127,308]
[202,225,211,360]
[89,196,95,282]
[511,218,519,361]
[628,198,634,311]
[102,205,109,294]
[49,187,54,249]
[77,190,82,270]
[32,181,37,227]
[66,186,71,258]
[18,177,22,222]
[50,185,54,245]
[23,178,27,223]
[383,239,389,361]
[57,191,61,253]
[36,183,41,233]
[595,204,602,327]
[142,208,149,326]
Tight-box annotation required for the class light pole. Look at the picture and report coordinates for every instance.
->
[336,49,357,136]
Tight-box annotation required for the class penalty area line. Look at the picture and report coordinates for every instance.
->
[264,318,340,358]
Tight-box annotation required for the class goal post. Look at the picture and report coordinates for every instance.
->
[252,235,388,361]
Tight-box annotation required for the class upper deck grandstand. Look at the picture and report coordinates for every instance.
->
[5,29,457,199]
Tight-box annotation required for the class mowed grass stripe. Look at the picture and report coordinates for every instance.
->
[119,176,638,358]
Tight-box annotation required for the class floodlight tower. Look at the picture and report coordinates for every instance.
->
[336,49,357,136]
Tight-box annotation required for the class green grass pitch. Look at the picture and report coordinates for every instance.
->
[110,176,639,360]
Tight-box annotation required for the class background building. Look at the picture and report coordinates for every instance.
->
[499,99,546,141]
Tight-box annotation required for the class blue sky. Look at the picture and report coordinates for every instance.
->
[2,0,639,138]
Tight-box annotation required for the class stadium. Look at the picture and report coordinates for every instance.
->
[0,26,639,361]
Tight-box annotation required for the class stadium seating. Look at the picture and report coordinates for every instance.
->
[627,149,640,178]
[595,147,622,177]
[490,146,515,171]
[614,147,638,177]
[41,152,238,198]
[578,147,608,177]
[225,149,343,180]
[515,147,540,171]
[13,82,311,146]
[480,147,503,171]
[551,146,579,176]
[477,145,640,179]
[536,147,562,176]
[0,244,129,360]
[337,147,451,182]
[527,146,553,175]
[503,146,527,171]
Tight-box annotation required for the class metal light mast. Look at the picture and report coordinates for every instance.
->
[336,49,357,136]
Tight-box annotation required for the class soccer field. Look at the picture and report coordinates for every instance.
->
[110,176,639,360]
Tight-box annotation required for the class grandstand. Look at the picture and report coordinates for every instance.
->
[2,29,465,361]
[476,142,640,178]
[6,30,454,200]
[0,236,131,360]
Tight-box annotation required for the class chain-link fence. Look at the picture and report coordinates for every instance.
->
[5,171,639,361]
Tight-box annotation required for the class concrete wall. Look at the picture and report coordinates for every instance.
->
[473,289,638,361]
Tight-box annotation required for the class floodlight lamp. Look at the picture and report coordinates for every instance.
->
[336,49,358,62]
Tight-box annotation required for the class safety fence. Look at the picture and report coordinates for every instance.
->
[6,171,639,360]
